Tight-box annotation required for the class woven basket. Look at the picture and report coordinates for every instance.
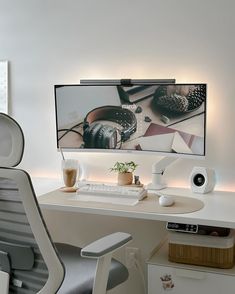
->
[168,231,235,269]
[169,243,234,269]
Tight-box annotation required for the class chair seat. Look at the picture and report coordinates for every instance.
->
[55,243,129,294]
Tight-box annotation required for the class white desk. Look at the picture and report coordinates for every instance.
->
[38,187,235,229]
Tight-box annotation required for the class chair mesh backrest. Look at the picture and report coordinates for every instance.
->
[0,175,49,293]
[0,113,64,293]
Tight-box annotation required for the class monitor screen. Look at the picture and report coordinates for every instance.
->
[55,83,206,156]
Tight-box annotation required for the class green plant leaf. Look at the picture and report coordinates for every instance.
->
[109,161,138,173]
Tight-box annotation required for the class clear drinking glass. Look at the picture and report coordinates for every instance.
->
[61,159,78,188]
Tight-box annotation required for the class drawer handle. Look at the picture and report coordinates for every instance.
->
[173,268,207,280]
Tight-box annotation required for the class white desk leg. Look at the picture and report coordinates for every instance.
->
[0,270,10,294]
[92,253,112,294]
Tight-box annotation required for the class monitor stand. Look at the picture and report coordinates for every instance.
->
[147,157,178,190]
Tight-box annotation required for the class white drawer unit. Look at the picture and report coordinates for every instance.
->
[147,241,235,294]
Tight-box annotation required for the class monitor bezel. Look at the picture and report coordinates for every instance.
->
[54,83,207,158]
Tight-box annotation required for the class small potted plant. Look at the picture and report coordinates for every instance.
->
[110,161,138,185]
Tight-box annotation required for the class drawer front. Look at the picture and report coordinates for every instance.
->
[148,265,235,294]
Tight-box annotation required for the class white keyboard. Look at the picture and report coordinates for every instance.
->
[77,184,147,200]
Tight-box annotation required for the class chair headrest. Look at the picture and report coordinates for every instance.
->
[0,113,24,167]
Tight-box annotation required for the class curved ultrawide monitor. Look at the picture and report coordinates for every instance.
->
[55,83,206,156]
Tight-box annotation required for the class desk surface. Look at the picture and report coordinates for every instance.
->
[38,187,235,229]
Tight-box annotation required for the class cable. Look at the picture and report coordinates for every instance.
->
[135,258,147,294]
[58,122,83,141]
[58,129,82,140]
[133,258,147,294]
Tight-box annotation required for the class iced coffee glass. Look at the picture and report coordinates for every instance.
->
[61,159,78,190]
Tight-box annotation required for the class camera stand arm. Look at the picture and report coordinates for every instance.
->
[147,157,178,190]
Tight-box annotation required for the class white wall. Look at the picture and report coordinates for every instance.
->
[1,0,235,190]
[1,1,235,293]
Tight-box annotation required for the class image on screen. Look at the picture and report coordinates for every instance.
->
[55,84,206,156]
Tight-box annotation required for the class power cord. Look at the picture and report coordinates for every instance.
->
[134,258,147,294]
[129,252,147,294]
[58,122,83,141]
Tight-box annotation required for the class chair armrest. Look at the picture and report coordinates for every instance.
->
[81,232,132,258]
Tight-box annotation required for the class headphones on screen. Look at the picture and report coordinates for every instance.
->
[83,106,137,149]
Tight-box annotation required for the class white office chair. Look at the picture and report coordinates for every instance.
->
[0,112,132,294]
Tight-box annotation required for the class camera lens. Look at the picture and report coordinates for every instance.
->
[193,174,205,186]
